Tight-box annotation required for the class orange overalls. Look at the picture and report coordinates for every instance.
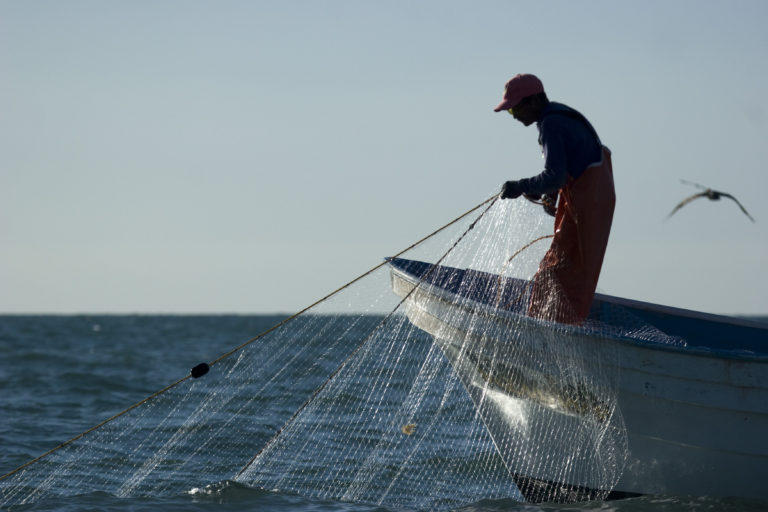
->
[527,147,615,324]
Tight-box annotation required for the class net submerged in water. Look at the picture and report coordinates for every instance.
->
[1,198,657,509]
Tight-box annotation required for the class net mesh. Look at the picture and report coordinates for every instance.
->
[0,198,681,509]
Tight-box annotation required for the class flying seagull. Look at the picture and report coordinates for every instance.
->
[667,180,755,222]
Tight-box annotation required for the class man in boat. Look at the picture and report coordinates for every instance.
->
[494,74,615,324]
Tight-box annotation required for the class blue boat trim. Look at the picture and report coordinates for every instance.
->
[387,257,768,359]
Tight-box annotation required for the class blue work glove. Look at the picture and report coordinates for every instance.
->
[500,180,522,199]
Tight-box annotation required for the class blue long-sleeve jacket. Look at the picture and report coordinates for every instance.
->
[516,102,603,196]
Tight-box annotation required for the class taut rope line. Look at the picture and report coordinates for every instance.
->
[0,376,194,482]
[208,194,497,369]
[235,195,500,479]
[0,194,499,483]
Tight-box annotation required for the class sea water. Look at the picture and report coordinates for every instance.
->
[1,315,767,512]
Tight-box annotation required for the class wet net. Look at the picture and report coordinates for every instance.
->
[0,196,682,509]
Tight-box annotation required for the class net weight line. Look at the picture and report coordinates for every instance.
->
[0,194,499,484]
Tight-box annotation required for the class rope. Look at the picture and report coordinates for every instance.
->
[494,234,555,310]
[235,195,499,479]
[0,194,499,483]
[208,194,497,368]
[0,376,193,482]
[506,235,555,264]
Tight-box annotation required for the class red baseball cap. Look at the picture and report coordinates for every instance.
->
[493,74,545,112]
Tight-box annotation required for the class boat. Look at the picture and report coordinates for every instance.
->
[388,256,768,503]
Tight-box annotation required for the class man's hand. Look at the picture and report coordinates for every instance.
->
[542,193,557,216]
[500,180,522,199]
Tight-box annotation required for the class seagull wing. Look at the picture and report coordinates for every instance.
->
[667,192,707,219]
[680,179,708,191]
[719,192,756,222]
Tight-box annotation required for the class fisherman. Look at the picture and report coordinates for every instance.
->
[494,74,615,324]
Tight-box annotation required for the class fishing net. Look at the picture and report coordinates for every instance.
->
[0,196,680,509]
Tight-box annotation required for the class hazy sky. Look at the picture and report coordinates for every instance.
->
[2,1,767,315]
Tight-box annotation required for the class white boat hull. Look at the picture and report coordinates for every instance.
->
[389,260,768,501]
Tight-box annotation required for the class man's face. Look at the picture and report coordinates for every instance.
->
[509,97,539,127]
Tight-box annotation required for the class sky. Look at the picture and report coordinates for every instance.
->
[2,0,767,315]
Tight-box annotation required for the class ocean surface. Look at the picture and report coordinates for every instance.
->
[1,314,766,512]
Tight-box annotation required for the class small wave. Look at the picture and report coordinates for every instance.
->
[187,479,267,500]
[186,481,392,511]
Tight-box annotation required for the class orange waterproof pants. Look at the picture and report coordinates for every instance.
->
[527,147,615,324]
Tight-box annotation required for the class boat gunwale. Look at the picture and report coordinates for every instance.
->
[389,260,768,362]
[593,291,768,331]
